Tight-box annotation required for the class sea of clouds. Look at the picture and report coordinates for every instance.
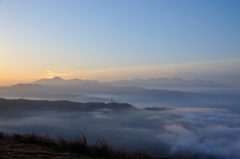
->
[0,107,239,159]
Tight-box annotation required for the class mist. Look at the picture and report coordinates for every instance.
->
[1,0,240,158]
[0,101,239,159]
[1,77,240,159]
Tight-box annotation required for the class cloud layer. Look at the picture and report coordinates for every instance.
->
[0,107,239,159]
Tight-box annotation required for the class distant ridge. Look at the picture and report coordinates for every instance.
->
[103,77,229,88]
[32,77,228,88]
[33,76,100,85]
[33,76,66,85]
[0,98,136,111]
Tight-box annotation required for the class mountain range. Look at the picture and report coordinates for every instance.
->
[33,76,100,85]
[32,76,228,88]
[103,77,229,88]
[0,77,238,108]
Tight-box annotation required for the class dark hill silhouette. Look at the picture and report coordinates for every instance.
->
[0,98,136,112]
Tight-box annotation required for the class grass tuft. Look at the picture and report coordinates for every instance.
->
[0,131,174,159]
[95,137,114,157]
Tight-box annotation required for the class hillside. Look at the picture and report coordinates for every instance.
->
[0,139,89,159]
[0,132,172,159]
[0,98,135,112]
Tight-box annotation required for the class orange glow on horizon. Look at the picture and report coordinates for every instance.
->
[1,58,240,86]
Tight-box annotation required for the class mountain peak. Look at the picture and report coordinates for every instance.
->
[52,76,64,80]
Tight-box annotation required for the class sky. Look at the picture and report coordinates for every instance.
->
[0,0,240,85]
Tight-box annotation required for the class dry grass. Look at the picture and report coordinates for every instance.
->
[0,131,173,159]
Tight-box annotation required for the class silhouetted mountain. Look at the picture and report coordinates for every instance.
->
[103,77,229,88]
[33,77,228,88]
[0,98,135,112]
[1,77,239,110]
[65,78,84,84]
[31,76,230,93]
[33,76,100,85]
[1,82,239,109]
[33,76,66,85]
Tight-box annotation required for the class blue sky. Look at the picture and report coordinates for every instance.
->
[0,0,240,84]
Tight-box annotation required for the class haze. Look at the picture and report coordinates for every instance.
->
[1,0,240,87]
[1,1,240,159]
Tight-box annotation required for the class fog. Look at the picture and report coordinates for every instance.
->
[0,104,240,159]
[0,79,240,158]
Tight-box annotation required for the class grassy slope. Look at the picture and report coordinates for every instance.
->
[0,132,174,159]
[0,139,91,159]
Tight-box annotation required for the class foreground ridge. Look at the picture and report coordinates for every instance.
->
[0,132,174,159]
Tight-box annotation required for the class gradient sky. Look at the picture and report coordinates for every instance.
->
[1,0,240,85]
